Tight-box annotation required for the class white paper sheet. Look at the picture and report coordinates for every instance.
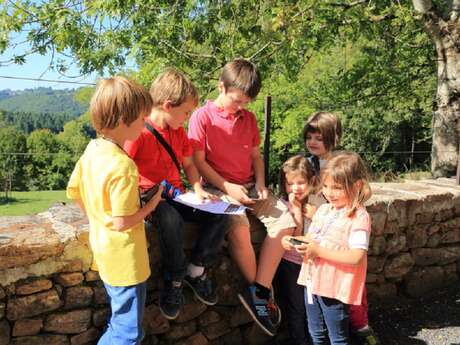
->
[173,192,247,215]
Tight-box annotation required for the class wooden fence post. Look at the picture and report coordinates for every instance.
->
[264,95,272,186]
[457,142,460,185]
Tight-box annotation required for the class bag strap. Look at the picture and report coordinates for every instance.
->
[144,122,181,173]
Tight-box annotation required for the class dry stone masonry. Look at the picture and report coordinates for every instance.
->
[0,178,459,344]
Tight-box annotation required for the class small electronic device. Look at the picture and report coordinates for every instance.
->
[160,180,181,199]
[289,237,308,246]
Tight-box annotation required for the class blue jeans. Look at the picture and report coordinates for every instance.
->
[98,281,147,345]
[150,199,229,281]
[305,292,350,345]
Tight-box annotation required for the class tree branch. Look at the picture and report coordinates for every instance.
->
[412,0,433,14]
[328,0,369,9]
[451,0,460,20]
[158,40,216,60]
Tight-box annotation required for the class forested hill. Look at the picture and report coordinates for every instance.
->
[0,88,85,116]
[0,87,88,133]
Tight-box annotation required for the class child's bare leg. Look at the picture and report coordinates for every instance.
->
[228,224,256,283]
[255,227,294,288]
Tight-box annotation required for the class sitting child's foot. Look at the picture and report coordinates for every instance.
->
[354,326,381,345]
[159,280,184,320]
[238,285,277,337]
[269,286,282,327]
[184,273,218,305]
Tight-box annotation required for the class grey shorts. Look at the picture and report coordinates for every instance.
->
[203,184,296,237]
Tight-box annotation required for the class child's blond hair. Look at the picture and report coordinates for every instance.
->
[220,58,261,99]
[150,68,199,107]
[303,112,342,151]
[90,76,152,134]
[321,151,371,216]
[279,155,317,202]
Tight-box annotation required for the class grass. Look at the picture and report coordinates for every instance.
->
[0,190,69,216]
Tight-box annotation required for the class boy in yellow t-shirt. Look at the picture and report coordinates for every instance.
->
[67,76,162,345]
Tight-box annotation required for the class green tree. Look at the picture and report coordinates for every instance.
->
[58,116,92,161]
[26,129,71,190]
[0,126,27,196]
[1,0,456,176]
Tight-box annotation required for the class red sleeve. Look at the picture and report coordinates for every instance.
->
[179,127,193,158]
[188,107,208,151]
[124,133,143,159]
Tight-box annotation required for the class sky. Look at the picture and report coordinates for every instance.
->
[0,30,101,91]
[0,51,98,91]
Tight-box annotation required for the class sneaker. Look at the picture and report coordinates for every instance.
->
[269,286,282,327]
[159,281,184,320]
[238,285,277,337]
[183,274,218,306]
[354,326,381,345]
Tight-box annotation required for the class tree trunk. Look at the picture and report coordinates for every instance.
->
[430,23,460,177]
[412,0,460,177]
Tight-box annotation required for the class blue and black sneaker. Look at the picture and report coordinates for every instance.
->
[184,273,218,306]
[269,286,282,327]
[238,285,277,336]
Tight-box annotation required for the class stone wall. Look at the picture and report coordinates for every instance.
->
[0,178,459,345]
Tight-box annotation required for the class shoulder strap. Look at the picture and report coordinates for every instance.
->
[144,122,181,173]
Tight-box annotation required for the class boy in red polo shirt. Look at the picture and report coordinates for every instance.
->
[188,59,296,336]
[124,69,229,320]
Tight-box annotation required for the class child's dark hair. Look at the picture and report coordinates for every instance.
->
[220,58,261,99]
[303,112,342,151]
[321,151,371,216]
[279,155,316,202]
[90,76,152,134]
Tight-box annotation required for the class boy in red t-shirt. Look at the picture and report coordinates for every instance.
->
[124,69,228,320]
[188,59,296,336]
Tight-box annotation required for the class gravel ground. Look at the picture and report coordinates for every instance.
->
[271,283,460,345]
[367,283,460,345]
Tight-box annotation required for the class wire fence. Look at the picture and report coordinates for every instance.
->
[0,75,96,86]
[1,73,458,187]
[0,150,458,157]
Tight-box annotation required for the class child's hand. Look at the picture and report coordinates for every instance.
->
[224,182,254,205]
[281,235,294,250]
[296,241,319,261]
[255,183,269,200]
[288,193,302,210]
[145,185,163,212]
[304,204,317,220]
[194,184,220,202]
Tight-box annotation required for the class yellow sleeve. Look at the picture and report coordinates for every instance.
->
[108,163,140,217]
[66,159,82,200]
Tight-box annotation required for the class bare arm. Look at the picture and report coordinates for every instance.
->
[112,186,163,231]
[182,155,201,186]
[297,241,366,265]
[315,246,366,265]
[251,146,269,199]
[182,155,219,201]
[288,194,304,236]
[251,146,265,188]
